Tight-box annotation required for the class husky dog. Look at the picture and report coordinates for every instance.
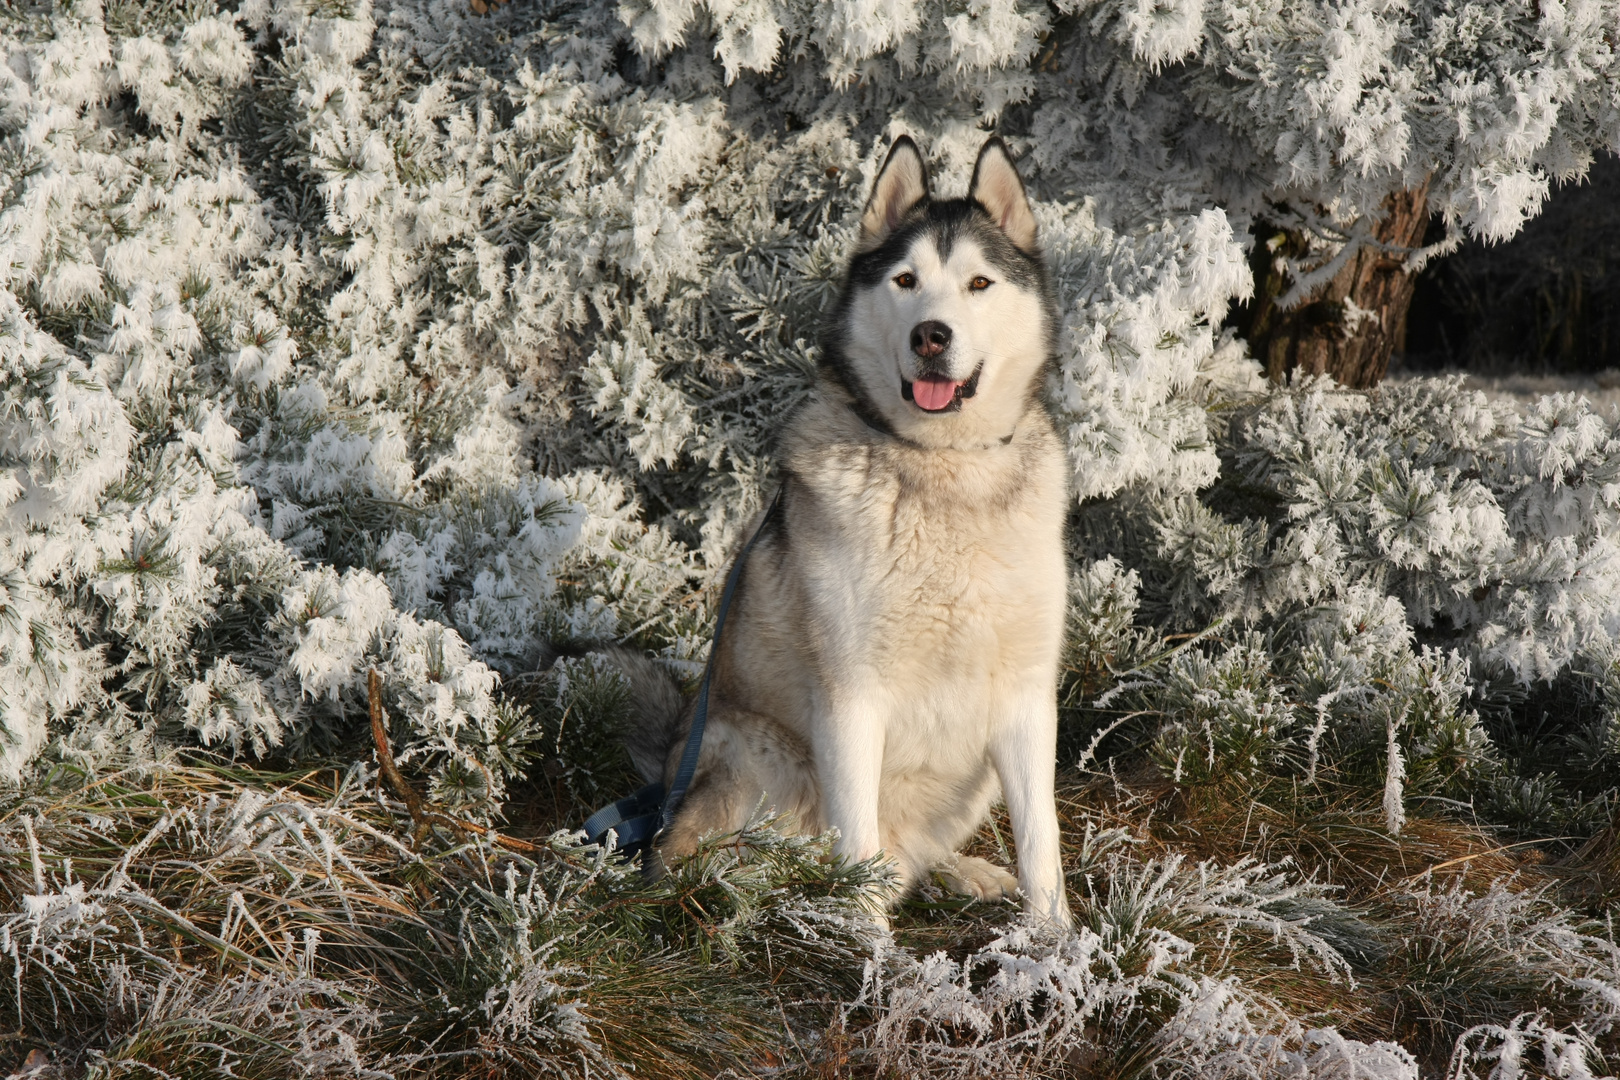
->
[621,135,1070,925]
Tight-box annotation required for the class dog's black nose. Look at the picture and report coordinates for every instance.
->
[910,321,952,359]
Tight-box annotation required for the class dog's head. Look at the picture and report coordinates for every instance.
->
[824,136,1056,449]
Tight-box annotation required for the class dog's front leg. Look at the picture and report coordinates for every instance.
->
[990,681,1071,928]
[812,687,887,866]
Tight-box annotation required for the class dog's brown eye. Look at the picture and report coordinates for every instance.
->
[894,272,917,289]
[969,276,993,291]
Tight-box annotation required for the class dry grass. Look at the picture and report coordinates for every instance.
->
[4,735,1615,1079]
[1039,766,1616,1075]
[0,756,887,1080]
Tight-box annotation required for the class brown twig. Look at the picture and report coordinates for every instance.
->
[367,668,542,855]
[1405,837,1573,881]
[369,669,423,823]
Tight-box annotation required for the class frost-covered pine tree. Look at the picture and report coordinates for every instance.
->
[0,0,1613,817]
[1029,0,1620,387]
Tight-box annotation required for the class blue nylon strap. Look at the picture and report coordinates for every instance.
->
[581,487,783,859]
[660,486,784,834]
[582,781,665,852]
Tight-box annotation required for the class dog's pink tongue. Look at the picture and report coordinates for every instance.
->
[912,378,959,411]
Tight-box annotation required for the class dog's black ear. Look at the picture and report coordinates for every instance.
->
[859,136,929,249]
[969,138,1037,253]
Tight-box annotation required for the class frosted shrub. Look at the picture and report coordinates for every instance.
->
[0,0,690,800]
[0,293,127,778]
[1044,204,1259,501]
[1181,378,1620,686]
[1292,595,1495,797]
[1152,633,1298,785]
[1083,376,1620,829]
[520,652,639,814]
[1064,556,1157,702]
[1097,580,1495,826]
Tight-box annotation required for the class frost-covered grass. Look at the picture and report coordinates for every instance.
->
[0,758,894,1077]
[13,743,1620,1077]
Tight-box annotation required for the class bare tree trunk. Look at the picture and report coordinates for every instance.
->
[1238,182,1432,389]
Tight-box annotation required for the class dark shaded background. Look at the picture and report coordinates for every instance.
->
[1399,154,1620,377]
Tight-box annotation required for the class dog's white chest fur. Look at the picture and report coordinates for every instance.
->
[786,401,1066,759]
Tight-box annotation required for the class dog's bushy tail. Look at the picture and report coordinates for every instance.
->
[536,642,686,785]
[601,646,686,785]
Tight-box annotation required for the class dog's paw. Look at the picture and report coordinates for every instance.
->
[935,856,1019,903]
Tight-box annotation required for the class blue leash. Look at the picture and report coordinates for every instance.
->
[583,488,784,859]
